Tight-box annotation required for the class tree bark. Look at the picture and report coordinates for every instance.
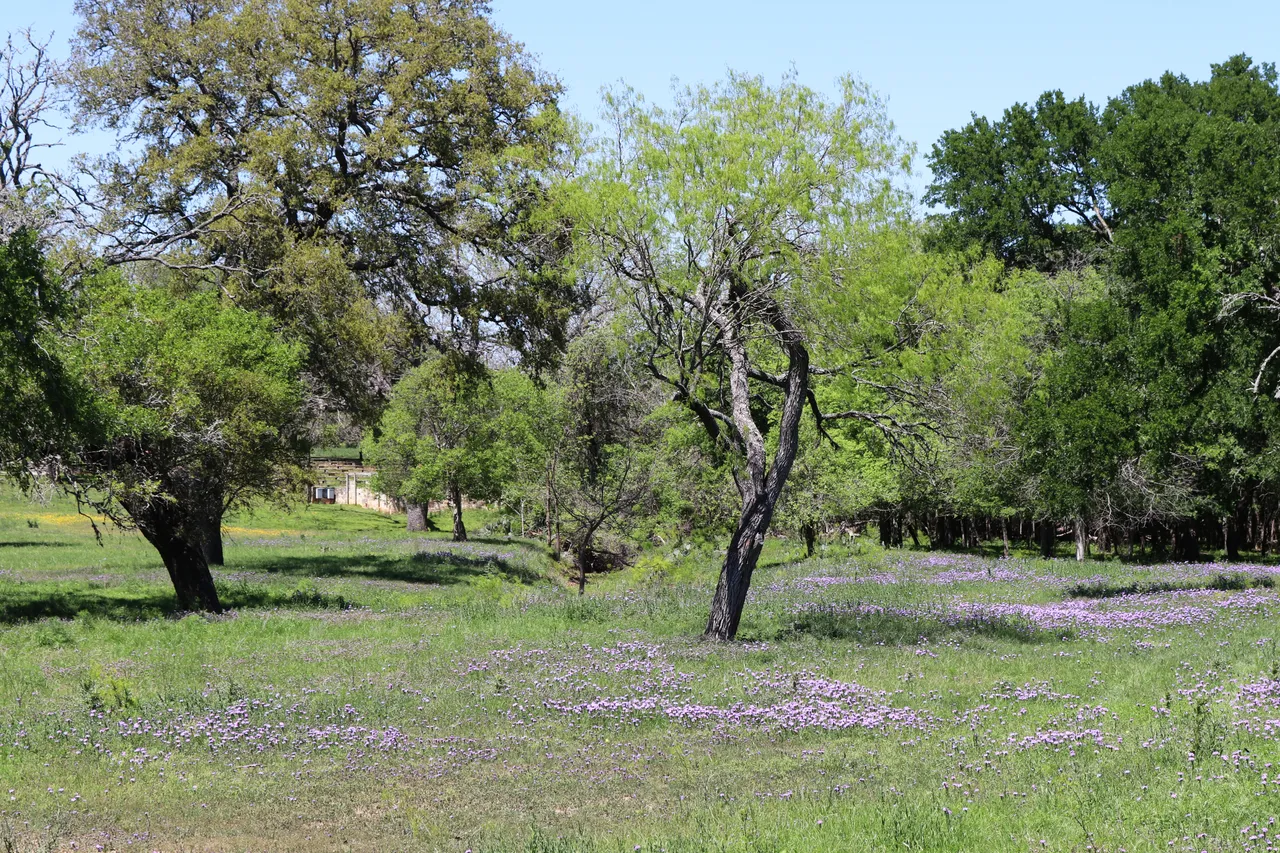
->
[1039,521,1055,559]
[802,522,817,558]
[705,497,775,641]
[1225,515,1241,562]
[198,508,225,566]
[406,502,427,532]
[703,307,808,642]
[449,479,467,542]
[577,519,604,596]
[132,503,222,612]
[1074,518,1089,562]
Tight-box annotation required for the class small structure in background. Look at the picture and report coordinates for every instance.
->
[306,451,398,514]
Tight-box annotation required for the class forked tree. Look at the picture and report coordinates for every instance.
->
[569,73,919,640]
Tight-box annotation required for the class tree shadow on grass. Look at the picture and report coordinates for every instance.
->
[0,540,76,548]
[241,547,545,586]
[0,584,352,625]
[772,607,1068,645]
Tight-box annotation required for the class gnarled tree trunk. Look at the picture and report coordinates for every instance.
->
[704,317,808,642]
[129,499,223,613]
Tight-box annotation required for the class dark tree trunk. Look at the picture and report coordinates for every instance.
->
[449,480,467,542]
[198,509,224,566]
[1225,516,1241,562]
[705,497,775,641]
[1177,522,1200,562]
[131,502,222,613]
[1039,521,1055,559]
[577,519,605,596]
[801,522,817,558]
[406,502,427,532]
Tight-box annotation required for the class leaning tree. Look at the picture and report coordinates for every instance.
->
[568,73,923,640]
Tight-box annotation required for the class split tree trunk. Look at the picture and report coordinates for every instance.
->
[406,502,427,532]
[801,522,817,558]
[703,312,809,642]
[449,480,467,542]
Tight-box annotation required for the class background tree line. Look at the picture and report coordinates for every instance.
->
[5,1,1280,639]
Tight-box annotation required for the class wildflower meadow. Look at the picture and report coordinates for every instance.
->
[4,489,1280,852]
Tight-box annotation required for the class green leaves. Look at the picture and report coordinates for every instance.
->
[0,229,84,479]
[366,359,548,506]
[70,0,581,403]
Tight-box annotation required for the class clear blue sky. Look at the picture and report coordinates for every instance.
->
[15,0,1280,198]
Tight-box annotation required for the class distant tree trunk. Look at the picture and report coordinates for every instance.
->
[909,523,920,548]
[1038,521,1055,559]
[406,502,427,532]
[577,519,605,596]
[1001,517,1010,559]
[545,463,555,547]
[1225,516,1241,562]
[801,522,817,558]
[449,480,467,542]
[1074,518,1089,562]
[1175,522,1199,562]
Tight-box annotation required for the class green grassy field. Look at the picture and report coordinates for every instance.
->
[3,487,1280,852]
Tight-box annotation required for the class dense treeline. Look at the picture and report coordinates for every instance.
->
[3,2,1280,639]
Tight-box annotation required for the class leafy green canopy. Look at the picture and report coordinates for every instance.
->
[62,275,306,526]
[0,229,82,480]
[927,55,1280,533]
[70,0,581,413]
[366,360,546,508]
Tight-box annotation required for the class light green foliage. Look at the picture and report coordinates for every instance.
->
[568,70,912,352]
[70,0,581,413]
[60,273,305,541]
[367,360,548,509]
